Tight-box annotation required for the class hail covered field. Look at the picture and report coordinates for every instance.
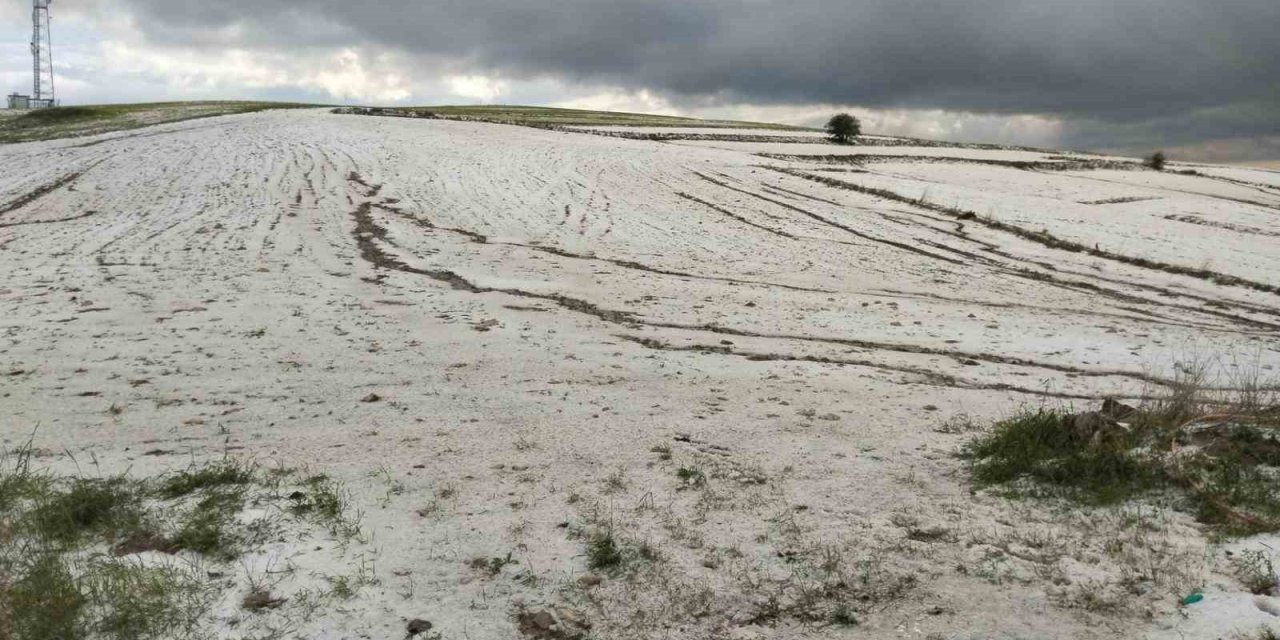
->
[2,107,1280,639]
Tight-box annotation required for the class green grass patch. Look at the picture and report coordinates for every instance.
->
[339,104,807,130]
[287,474,363,541]
[0,448,367,638]
[964,410,1162,504]
[0,101,319,144]
[26,477,149,546]
[964,402,1280,535]
[585,530,624,571]
[169,489,245,561]
[156,460,254,499]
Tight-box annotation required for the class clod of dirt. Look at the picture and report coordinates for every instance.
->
[1064,411,1129,448]
[516,606,591,639]
[361,393,382,403]
[242,589,287,612]
[406,619,434,636]
[1101,398,1138,419]
[111,530,176,556]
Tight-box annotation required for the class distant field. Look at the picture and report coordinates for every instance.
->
[0,101,317,144]
[370,104,809,130]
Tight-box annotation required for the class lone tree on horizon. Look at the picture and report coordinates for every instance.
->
[1146,151,1167,171]
[826,113,861,144]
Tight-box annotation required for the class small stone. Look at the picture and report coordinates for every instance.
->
[360,392,382,403]
[406,618,433,636]
[532,610,557,630]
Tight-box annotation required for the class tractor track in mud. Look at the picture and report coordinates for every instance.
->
[371,200,837,294]
[775,167,1280,298]
[372,196,1263,333]
[770,165,1280,329]
[1164,214,1280,238]
[615,335,1133,401]
[723,169,1280,331]
[772,153,1280,211]
[347,175,1185,392]
[0,166,94,218]
[674,192,798,239]
[691,171,967,267]
[0,210,98,228]
[761,153,1140,172]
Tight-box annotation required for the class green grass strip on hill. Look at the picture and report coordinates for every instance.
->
[0,101,318,144]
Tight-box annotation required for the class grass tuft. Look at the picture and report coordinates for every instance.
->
[964,409,1160,505]
[26,477,148,546]
[586,530,624,571]
[964,378,1280,535]
[156,460,254,499]
[169,489,245,560]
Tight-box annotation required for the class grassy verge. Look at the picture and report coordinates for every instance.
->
[0,442,363,639]
[0,101,319,144]
[964,367,1280,536]
[333,104,807,130]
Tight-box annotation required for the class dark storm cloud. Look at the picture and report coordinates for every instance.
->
[108,0,1280,149]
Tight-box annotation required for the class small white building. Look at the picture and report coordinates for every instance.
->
[7,94,55,110]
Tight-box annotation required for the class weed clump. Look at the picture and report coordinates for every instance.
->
[964,408,1161,505]
[169,489,245,560]
[288,474,363,540]
[28,477,149,545]
[156,460,254,499]
[586,531,624,570]
[964,382,1280,535]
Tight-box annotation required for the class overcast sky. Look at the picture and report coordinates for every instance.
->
[1,0,1276,162]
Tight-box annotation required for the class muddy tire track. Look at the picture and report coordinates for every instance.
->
[616,335,1133,401]
[0,210,98,228]
[372,200,835,294]
[0,168,91,218]
[776,167,1280,298]
[692,171,967,267]
[675,192,797,239]
[1164,214,1280,238]
[348,175,1184,390]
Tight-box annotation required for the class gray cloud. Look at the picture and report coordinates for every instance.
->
[42,0,1280,156]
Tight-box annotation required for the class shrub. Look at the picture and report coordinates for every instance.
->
[825,113,861,144]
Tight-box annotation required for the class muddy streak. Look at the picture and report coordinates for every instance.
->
[674,192,797,239]
[759,166,1280,329]
[762,154,1139,172]
[353,197,1186,388]
[777,167,1280,298]
[0,210,98,228]
[1164,214,1280,238]
[373,201,837,294]
[692,171,967,267]
[616,335,1129,401]
[0,171,87,218]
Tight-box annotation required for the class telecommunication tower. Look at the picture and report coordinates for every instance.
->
[8,0,56,109]
[31,0,54,104]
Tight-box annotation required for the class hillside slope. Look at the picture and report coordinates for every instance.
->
[1,107,1279,639]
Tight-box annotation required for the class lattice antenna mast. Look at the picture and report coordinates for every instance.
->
[31,0,54,103]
